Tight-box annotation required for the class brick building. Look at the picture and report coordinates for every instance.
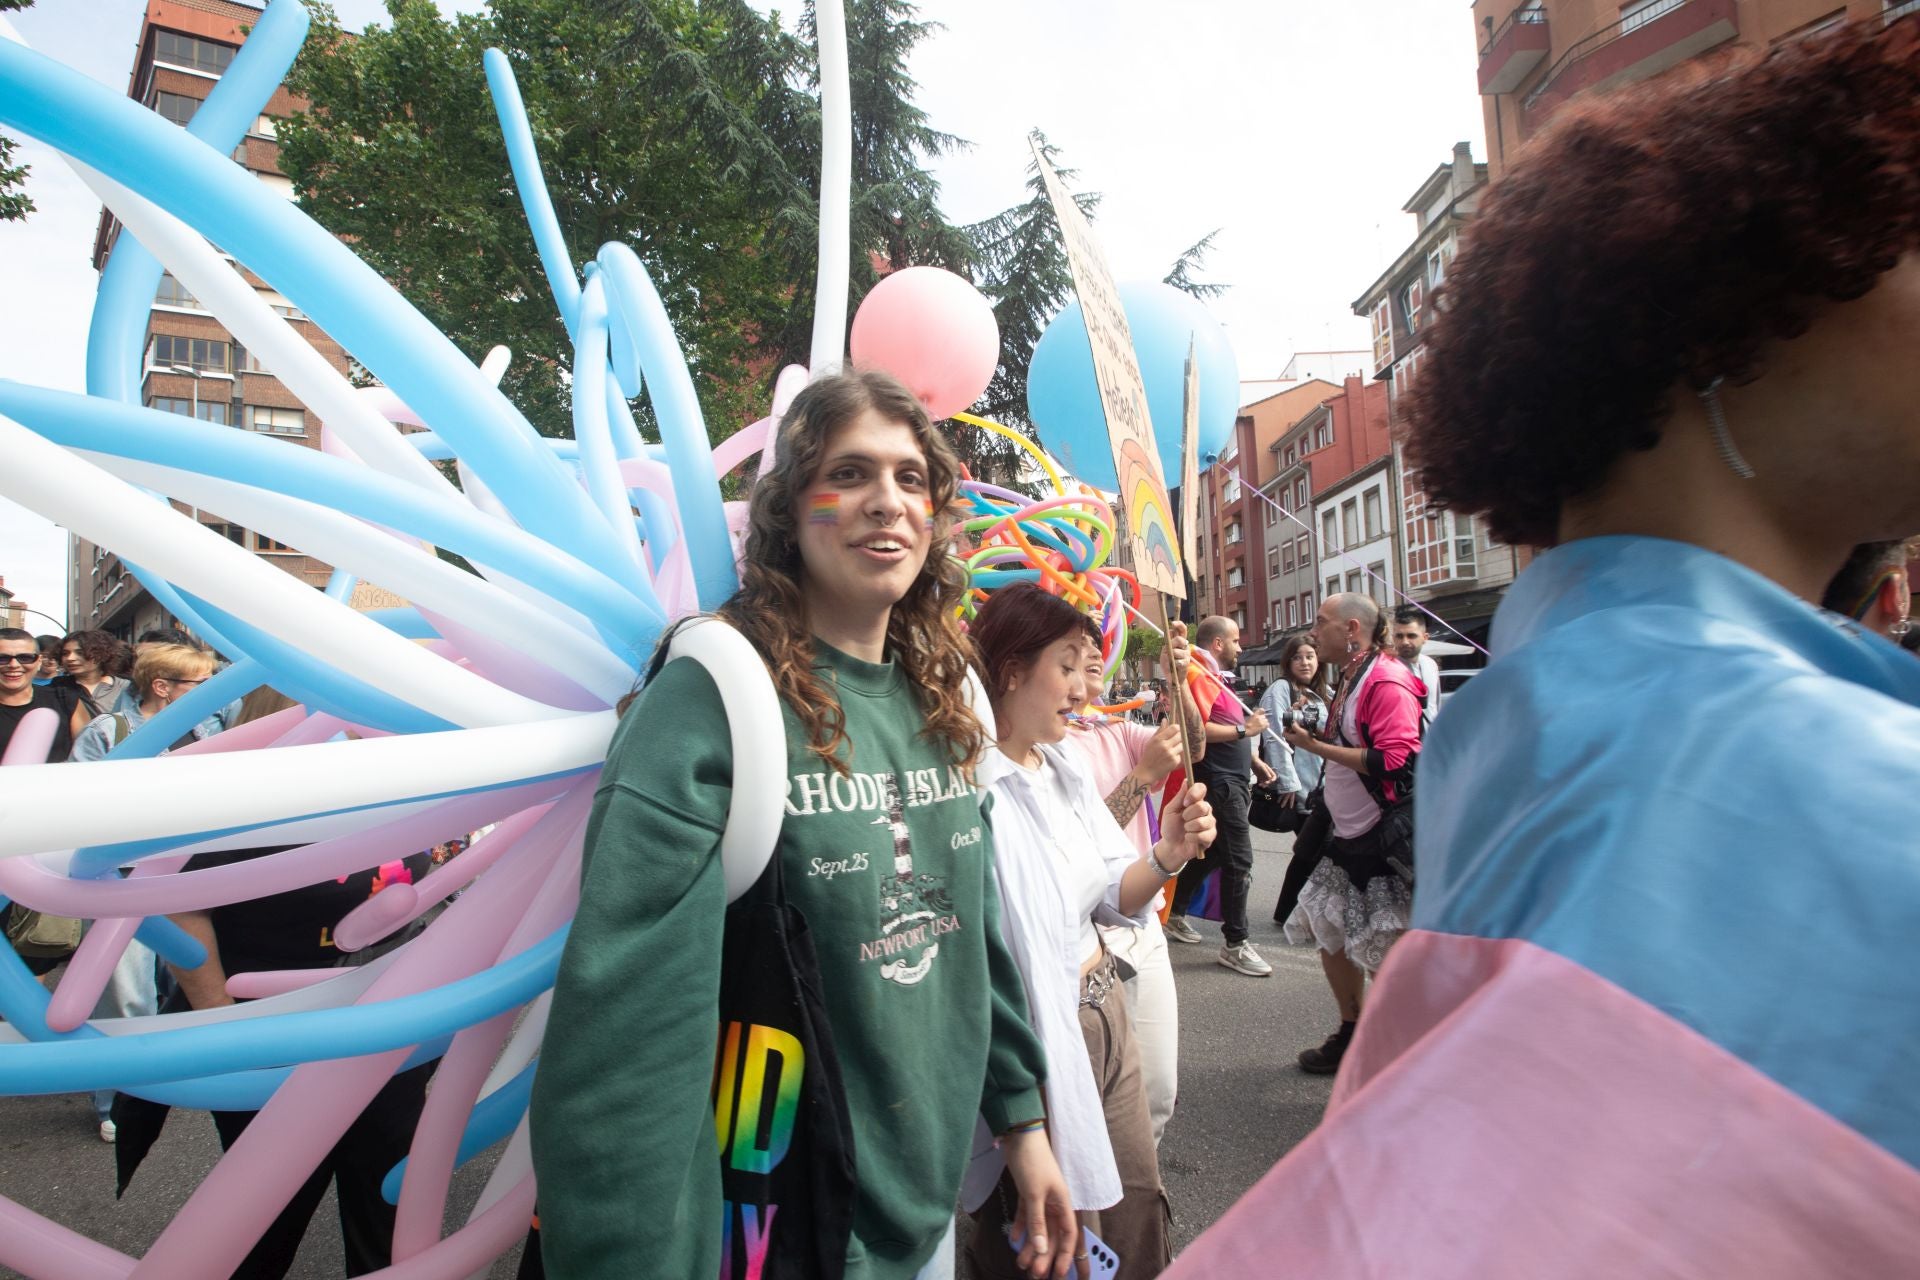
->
[70,0,344,639]
[1474,0,1918,182]
[1347,144,1530,647]
[1191,378,1339,646]
[1243,377,1395,676]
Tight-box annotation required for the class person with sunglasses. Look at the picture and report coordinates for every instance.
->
[68,642,215,762]
[0,627,95,764]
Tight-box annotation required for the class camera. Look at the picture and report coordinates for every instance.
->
[1279,702,1327,734]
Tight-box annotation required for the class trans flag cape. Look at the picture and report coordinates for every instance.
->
[1169,536,1920,1277]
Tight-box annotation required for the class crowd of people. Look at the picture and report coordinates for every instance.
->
[0,629,457,1279]
[6,13,1919,1279]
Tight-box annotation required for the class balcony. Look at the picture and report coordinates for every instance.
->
[1523,0,1737,124]
[1479,4,1550,96]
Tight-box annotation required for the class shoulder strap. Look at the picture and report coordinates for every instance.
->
[109,714,131,746]
[659,617,789,905]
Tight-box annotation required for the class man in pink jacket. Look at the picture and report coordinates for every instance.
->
[1279,593,1424,1075]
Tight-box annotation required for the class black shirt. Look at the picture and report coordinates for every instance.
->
[182,846,434,976]
[0,684,83,764]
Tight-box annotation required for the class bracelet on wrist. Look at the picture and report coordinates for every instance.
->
[1147,848,1179,879]
[995,1118,1047,1148]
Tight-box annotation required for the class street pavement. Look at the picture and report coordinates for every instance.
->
[0,829,1327,1277]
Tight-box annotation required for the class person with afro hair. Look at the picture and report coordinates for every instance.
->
[1164,16,1920,1278]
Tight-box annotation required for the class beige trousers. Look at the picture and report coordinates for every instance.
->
[966,956,1172,1279]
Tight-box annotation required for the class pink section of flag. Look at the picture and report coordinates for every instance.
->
[1168,931,1920,1278]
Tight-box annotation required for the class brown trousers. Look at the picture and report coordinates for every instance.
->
[967,957,1172,1279]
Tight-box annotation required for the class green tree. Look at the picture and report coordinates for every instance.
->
[281,0,817,441]
[963,129,1097,483]
[1163,227,1226,300]
[0,0,34,223]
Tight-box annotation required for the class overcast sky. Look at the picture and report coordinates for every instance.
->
[0,0,1486,622]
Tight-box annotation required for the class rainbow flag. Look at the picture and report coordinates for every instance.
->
[1167,538,1920,1277]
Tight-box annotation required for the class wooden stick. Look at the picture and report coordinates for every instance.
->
[1158,594,1204,775]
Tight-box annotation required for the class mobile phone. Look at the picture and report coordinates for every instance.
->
[1006,1225,1119,1280]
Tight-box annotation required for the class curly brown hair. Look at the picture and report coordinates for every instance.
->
[694,368,981,775]
[61,629,130,678]
[1405,15,1920,548]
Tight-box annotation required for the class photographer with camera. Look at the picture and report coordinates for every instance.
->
[1258,635,1332,925]
[1279,593,1423,1075]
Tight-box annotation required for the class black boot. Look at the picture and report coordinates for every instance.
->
[1297,1020,1355,1075]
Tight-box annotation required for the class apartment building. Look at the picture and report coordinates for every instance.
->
[1474,0,1917,180]
[1192,379,1339,644]
[70,0,344,639]
[1252,377,1394,656]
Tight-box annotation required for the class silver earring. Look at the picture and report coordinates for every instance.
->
[1892,616,1913,639]
[1698,378,1756,480]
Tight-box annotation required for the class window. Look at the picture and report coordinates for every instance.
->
[1312,418,1334,450]
[239,346,270,374]
[1342,498,1360,547]
[252,532,295,554]
[1456,513,1478,574]
[150,90,199,126]
[1321,510,1338,554]
[1427,246,1448,290]
[1364,490,1383,541]
[1227,566,1244,590]
[154,273,202,310]
[1301,592,1314,620]
[1295,477,1308,509]
[1223,473,1241,504]
[1233,607,1246,632]
[1196,533,1206,560]
[1346,570,1363,593]
[201,521,247,547]
[245,405,306,436]
[1368,563,1388,607]
[155,30,236,74]
[251,114,279,139]
[150,334,230,374]
[1326,576,1340,599]
[1226,521,1243,545]
[1283,444,1297,465]
[1370,298,1392,371]
[1263,498,1277,528]
[148,396,229,425]
[1282,540,1294,573]
[1296,534,1310,564]
[1619,0,1681,34]
[1267,548,1279,579]
[1287,598,1298,628]
[1399,279,1424,336]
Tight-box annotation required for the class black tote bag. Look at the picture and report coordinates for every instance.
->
[713,848,857,1280]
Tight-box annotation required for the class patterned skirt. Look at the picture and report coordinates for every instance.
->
[1283,855,1412,973]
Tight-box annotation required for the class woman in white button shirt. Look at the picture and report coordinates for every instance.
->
[964,583,1214,1280]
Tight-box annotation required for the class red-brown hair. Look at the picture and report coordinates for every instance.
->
[1405,15,1920,548]
[970,582,1101,701]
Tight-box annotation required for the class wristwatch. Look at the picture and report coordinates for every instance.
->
[1235,723,1246,739]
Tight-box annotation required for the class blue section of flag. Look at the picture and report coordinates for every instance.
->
[1414,537,1920,1168]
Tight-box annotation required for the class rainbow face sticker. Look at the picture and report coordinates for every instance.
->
[923,495,937,532]
[807,492,841,525]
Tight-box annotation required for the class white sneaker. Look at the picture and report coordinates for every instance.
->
[1163,916,1203,944]
[1218,941,1273,977]
[98,1119,116,1144]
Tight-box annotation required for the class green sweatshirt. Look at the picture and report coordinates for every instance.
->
[531,641,1048,1279]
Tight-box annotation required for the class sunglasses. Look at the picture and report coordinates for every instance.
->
[0,653,42,668]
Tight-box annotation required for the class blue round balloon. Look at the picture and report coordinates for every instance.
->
[1027,281,1241,491]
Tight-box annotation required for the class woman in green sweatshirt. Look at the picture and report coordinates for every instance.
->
[530,369,1078,1280]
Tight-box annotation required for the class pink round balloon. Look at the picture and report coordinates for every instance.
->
[848,266,999,419]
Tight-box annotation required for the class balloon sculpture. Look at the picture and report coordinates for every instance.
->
[0,1,1215,1272]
